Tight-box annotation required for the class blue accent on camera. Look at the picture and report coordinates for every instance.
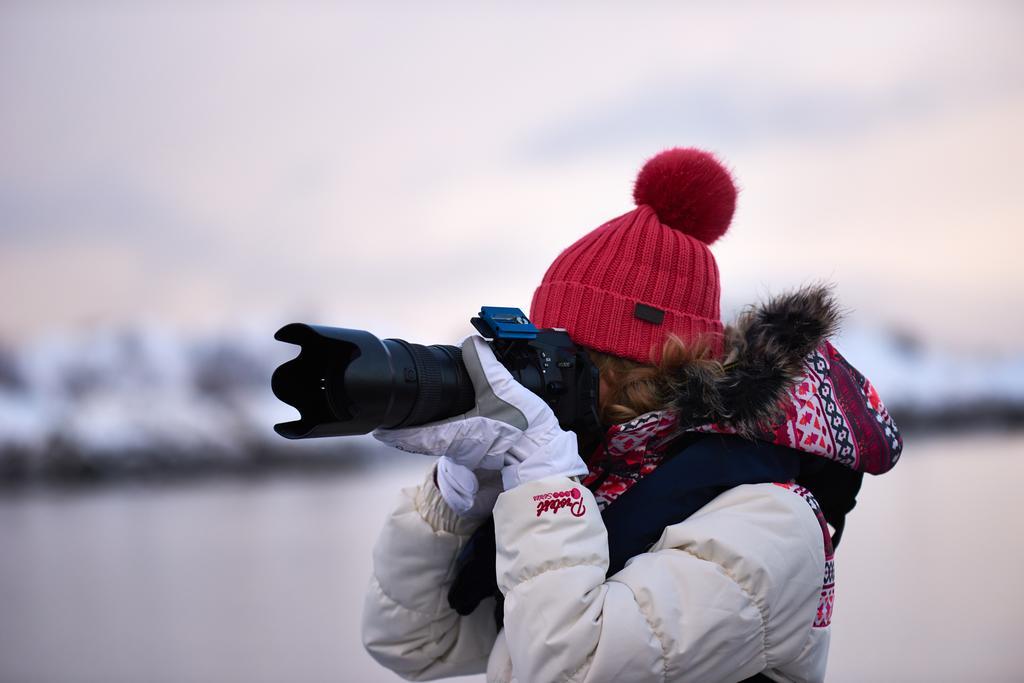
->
[474,307,538,340]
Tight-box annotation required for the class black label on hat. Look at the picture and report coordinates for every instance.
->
[634,303,665,325]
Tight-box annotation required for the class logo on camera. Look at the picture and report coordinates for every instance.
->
[533,487,586,517]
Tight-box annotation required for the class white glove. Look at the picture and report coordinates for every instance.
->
[435,457,502,519]
[374,336,588,493]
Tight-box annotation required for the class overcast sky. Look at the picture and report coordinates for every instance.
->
[2,1,1022,353]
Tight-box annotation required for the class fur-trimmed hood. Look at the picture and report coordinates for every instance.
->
[669,283,901,475]
[672,285,841,435]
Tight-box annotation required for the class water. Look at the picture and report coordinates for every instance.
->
[1,434,1022,682]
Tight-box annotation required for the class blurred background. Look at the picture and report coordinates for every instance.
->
[1,2,1022,681]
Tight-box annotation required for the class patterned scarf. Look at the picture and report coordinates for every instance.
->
[582,341,902,510]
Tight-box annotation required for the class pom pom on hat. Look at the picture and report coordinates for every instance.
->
[531,146,737,364]
[633,147,737,245]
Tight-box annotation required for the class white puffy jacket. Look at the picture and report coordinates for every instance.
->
[362,466,831,683]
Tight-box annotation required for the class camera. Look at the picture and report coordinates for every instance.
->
[271,307,602,448]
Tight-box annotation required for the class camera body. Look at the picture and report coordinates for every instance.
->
[271,307,602,449]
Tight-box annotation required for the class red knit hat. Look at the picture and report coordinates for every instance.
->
[529,148,736,363]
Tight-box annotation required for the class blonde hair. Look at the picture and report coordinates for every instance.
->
[589,334,726,426]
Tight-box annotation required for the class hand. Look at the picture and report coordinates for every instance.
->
[434,457,502,519]
[374,336,588,492]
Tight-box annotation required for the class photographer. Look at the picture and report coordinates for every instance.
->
[361,149,901,682]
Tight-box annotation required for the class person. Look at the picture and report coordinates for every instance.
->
[361,148,902,683]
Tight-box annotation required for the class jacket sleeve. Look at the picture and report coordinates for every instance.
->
[494,477,827,683]
[361,465,499,681]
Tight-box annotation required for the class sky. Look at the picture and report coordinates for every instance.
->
[1,1,1022,353]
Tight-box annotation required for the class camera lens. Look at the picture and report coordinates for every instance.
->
[272,324,477,438]
[383,340,476,427]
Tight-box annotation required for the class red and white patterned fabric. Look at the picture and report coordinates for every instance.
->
[713,341,902,475]
[775,482,836,628]
[582,410,682,509]
[582,341,903,510]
